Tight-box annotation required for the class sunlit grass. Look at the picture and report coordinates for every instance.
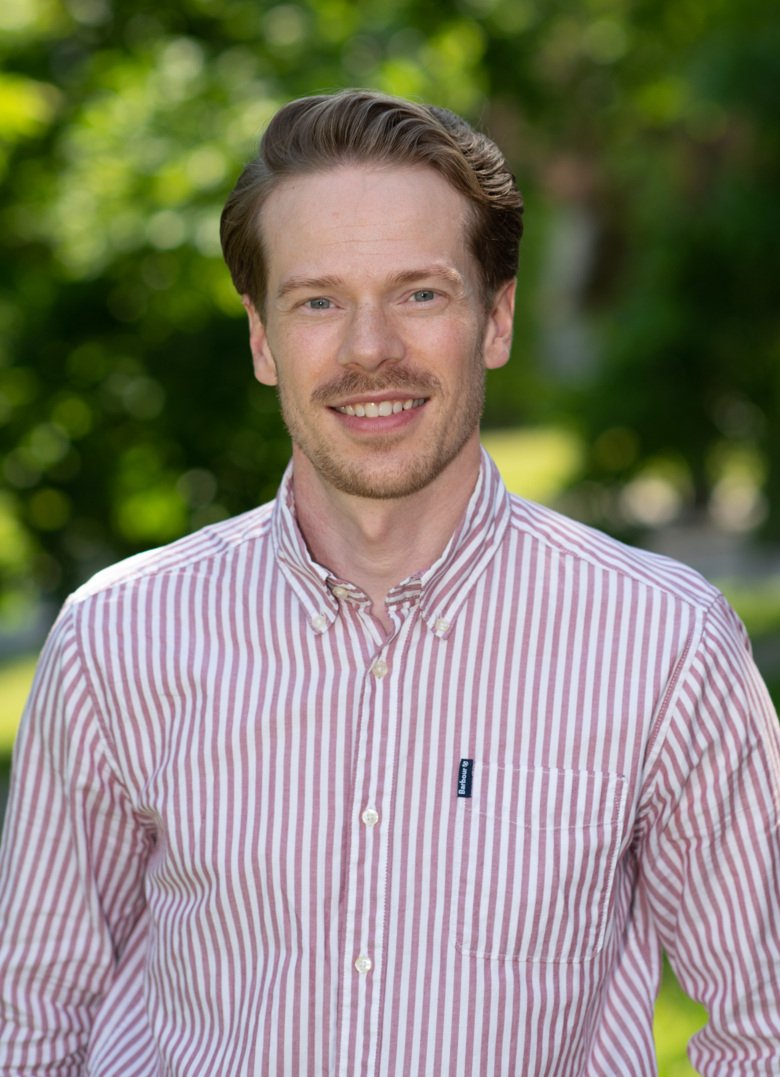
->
[717,577,780,639]
[0,654,35,754]
[655,961,707,1075]
[481,425,582,503]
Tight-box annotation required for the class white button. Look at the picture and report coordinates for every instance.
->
[354,954,372,974]
[361,807,379,827]
[332,585,350,600]
[311,613,328,631]
[434,618,450,636]
[371,658,388,679]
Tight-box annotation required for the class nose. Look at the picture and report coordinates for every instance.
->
[338,302,404,371]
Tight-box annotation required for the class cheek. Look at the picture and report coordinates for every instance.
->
[435,327,485,379]
[274,323,342,373]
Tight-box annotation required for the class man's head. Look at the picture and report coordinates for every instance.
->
[220,89,523,314]
[221,91,522,503]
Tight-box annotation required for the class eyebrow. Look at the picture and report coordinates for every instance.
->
[275,275,342,301]
[274,264,467,301]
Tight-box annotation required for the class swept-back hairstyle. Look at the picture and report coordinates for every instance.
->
[220,89,523,310]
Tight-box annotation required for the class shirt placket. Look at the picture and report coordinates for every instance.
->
[336,603,412,1077]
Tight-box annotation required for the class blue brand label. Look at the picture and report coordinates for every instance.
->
[457,758,474,798]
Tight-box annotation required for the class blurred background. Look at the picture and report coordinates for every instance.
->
[1,0,779,1069]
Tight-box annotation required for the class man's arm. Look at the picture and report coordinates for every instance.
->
[0,607,151,1074]
[640,594,780,1072]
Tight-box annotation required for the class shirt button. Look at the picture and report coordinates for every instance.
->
[354,955,372,974]
[434,618,450,636]
[371,658,388,679]
[311,613,328,632]
[332,585,350,600]
[361,807,379,827]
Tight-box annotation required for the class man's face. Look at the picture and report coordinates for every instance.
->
[243,164,515,501]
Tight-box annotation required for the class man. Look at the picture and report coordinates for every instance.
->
[0,90,778,1075]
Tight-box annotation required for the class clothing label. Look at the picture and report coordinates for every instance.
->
[457,758,474,799]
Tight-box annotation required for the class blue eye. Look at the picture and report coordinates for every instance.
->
[412,290,436,302]
[306,297,332,310]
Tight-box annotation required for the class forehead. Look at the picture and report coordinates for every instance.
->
[258,164,474,285]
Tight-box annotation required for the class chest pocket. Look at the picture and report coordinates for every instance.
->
[454,763,628,963]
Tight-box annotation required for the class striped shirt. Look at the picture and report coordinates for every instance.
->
[1,449,779,1075]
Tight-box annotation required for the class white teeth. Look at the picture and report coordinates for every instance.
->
[336,398,424,418]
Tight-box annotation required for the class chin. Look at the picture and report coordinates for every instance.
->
[316,448,468,501]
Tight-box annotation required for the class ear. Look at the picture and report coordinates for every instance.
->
[241,294,278,386]
[482,279,516,371]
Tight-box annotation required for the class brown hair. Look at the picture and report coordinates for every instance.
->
[220,89,523,311]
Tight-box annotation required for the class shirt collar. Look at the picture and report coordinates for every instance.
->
[272,447,512,636]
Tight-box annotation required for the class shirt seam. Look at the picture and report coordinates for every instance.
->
[637,590,733,840]
[66,603,140,800]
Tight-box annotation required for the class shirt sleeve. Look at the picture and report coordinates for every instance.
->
[0,605,152,1074]
[640,593,780,1073]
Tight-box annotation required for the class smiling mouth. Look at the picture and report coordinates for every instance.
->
[335,398,426,418]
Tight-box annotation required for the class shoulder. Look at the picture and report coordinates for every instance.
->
[66,500,277,612]
[505,492,723,615]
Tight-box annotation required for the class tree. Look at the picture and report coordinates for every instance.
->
[1,0,778,614]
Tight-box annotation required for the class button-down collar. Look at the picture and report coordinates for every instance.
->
[273,448,512,635]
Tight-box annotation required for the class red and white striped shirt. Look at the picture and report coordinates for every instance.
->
[1,451,779,1075]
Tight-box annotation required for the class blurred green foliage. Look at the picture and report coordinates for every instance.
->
[1,0,779,609]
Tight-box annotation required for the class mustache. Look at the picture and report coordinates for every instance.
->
[310,367,442,405]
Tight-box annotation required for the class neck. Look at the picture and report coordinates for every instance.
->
[291,440,482,632]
